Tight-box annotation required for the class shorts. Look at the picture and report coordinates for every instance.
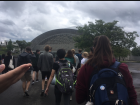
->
[41,71,51,80]
[21,71,31,82]
[33,66,39,72]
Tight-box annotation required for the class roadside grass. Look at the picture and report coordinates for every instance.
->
[0,46,20,56]
[120,61,140,63]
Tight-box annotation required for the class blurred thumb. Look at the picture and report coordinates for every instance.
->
[0,64,5,73]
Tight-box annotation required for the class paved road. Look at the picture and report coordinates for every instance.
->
[0,70,85,105]
[0,62,140,105]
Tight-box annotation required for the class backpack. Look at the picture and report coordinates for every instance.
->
[76,53,82,62]
[55,61,74,94]
[17,54,30,66]
[88,61,129,105]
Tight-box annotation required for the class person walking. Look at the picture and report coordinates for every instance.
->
[31,50,40,85]
[45,49,73,105]
[1,54,5,64]
[17,47,36,96]
[71,49,79,75]
[65,50,76,67]
[49,46,55,62]
[65,50,76,101]
[76,49,83,70]
[76,35,138,105]
[38,45,53,96]
[2,51,14,74]
[81,52,89,67]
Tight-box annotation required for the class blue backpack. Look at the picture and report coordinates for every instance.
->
[88,61,129,105]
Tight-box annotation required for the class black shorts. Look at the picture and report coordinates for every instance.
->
[41,71,51,80]
[33,66,39,72]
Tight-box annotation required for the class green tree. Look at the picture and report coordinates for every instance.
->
[73,20,139,61]
[7,39,14,51]
[16,40,31,52]
[131,46,140,56]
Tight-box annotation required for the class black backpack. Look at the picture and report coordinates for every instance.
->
[55,61,74,94]
[17,54,30,66]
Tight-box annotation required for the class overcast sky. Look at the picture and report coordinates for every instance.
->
[0,1,140,45]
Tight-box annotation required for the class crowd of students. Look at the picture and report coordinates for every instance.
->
[0,35,138,105]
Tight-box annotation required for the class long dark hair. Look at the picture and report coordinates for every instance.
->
[65,50,76,63]
[86,35,114,67]
[88,47,94,59]
[65,50,74,58]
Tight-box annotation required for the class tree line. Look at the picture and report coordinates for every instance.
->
[73,20,139,61]
[7,40,31,52]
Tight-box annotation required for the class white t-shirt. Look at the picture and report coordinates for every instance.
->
[81,58,88,65]
[74,55,79,68]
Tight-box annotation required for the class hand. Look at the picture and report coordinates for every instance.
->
[45,87,49,95]
[0,63,32,93]
[0,64,5,73]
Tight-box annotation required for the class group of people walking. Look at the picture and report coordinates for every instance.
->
[0,35,138,105]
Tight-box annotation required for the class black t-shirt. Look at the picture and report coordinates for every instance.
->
[4,55,12,67]
[52,60,73,73]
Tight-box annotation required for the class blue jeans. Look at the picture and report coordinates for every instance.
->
[54,86,70,105]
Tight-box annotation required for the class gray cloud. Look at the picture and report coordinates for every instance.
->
[0,19,15,26]
[0,1,140,46]
[0,1,27,17]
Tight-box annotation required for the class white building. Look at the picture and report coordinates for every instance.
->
[0,40,20,52]
[0,40,9,46]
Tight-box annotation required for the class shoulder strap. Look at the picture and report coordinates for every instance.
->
[109,61,121,73]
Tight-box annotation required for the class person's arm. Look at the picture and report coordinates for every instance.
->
[45,69,55,95]
[76,65,87,104]
[30,51,36,58]
[0,63,32,93]
[81,58,84,67]
[76,56,79,69]
[119,63,139,105]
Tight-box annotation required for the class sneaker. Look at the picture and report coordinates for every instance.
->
[36,79,39,82]
[70,96,72,101]
[24,92,29,96]
[40,91,44,96]
[32,80,34,85]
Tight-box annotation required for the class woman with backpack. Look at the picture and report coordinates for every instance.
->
[65,50,76,101]
[76,35,138,105]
